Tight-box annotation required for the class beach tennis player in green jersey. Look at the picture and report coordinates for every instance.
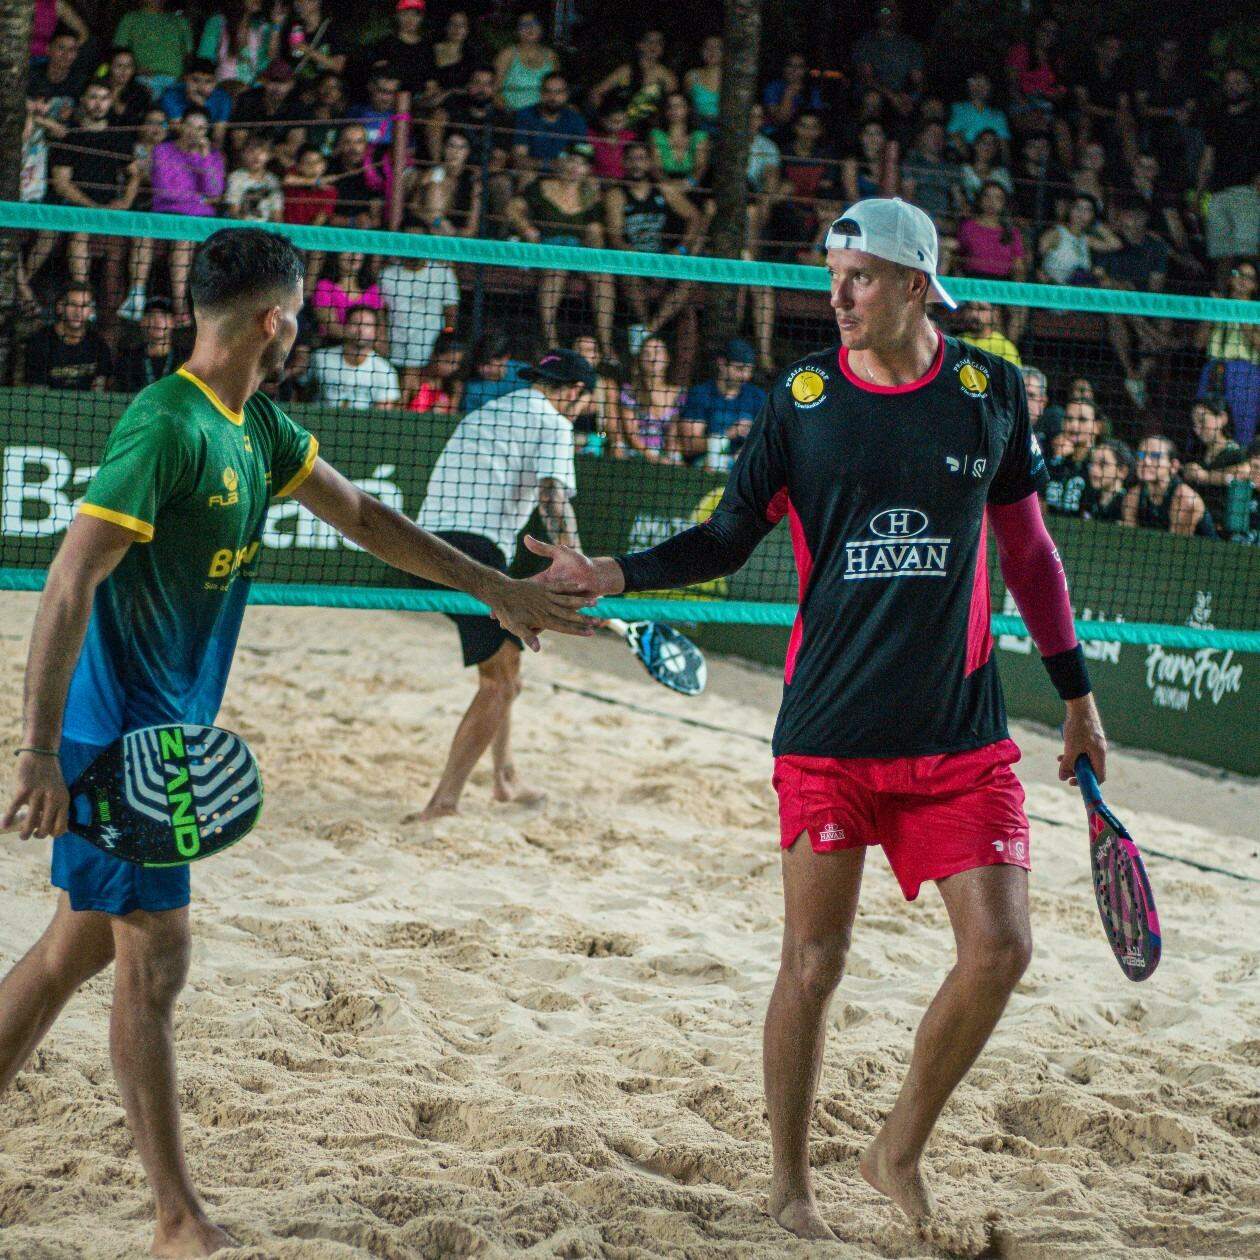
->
[0,228,591,1258]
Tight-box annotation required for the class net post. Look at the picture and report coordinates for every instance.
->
[388,92,412,233]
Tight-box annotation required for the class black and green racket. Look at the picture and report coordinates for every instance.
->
[69,724,262,867]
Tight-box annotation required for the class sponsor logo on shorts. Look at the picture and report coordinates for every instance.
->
[787,366,828,408]
[992,837,1027,860]
[844,508,951,580]
[819,821,846,844]
[955,360,989,397]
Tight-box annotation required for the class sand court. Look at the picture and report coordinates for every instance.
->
[1,596,1257,1259]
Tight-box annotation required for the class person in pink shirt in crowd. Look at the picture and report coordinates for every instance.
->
[312,251,383,343]
[31,0,88,58]
[150,107,225,323]
[953,181,1028,343]
[588,94,636,182]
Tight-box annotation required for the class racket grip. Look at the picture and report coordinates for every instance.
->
[1074,754,1103,806]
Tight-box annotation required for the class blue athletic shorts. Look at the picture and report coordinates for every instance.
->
[51,738,191,916]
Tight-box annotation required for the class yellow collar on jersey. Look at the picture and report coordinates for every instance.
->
[176,366,245,426]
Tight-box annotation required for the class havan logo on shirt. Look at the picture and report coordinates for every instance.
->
[844,508,952,580]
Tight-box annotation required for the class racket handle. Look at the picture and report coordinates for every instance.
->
[604,618,629,638]
[1074,754,1103,807]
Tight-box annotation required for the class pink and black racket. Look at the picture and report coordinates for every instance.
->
[1075,756,1162,982]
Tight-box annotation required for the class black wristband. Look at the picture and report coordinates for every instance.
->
[1041,645,1091,701]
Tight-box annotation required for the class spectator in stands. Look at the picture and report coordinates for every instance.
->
[1041,377,1099,445]
[282,144,335,223]
[513,72,589,176]
[263,334,316,403]
[588,29,676,126]
[1037,193,1121,284]
[506,144,615,360]
[1124,151,1195,265]
[674,338,766,464]
[378,211,461,398]
[311,304,401,409]
[851,1,922,124]
[901,120,963,223]
[1132,37,1198,190]
[1195,260,1260,446]
[1004,17,1068,136]
[1082,439,1134,523]
[649,92,711,187]
[229,58,302,156]
[589,94,637,182]
[960,300,1020,366]
[327,123,384,228]
[21,282,112,390]
[438,64,513,194]
[50,83,142,287]
[955,182,1024,278]
[112,0,193,98]
[197,0,277,90]
[150,108,225,322]
[762,52,825,139]
[1123,433,1213,536]
[683,35,723,133]
[494,11,558,114]
[617,335,686,463]
[1044,398,1101,516]
[1011,132,1070,229]
[349,64,403,147]
[1097,199,1173,409]
[463,327,528,411]
[1070,140,1111,215]
[1073,31,1134,167]
[765,111,837,262]
[158,55,233,150]
[105,46,153,128]
[428,9,473,101]
[605,139,702,358]
[303,71,347,154]
[113,296,190,392]
[29,26,92,125]
[947,73,1010,164]
[408,129,482,236]
[312,250,382,343]
[841,120,899,202]
[570,332,620,454]
[1020,364,1049,436]
[746,100,782,199]
[1182,395,1250,525]
[960,130,1012,204]
[365,0,433,99]
[224,132,283,221]
[278,0,348,87]
[30,0,89,60]
[406,332,467,414]
[1196,67,1258,289]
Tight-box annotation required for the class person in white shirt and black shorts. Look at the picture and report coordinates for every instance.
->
[415,349,595,818]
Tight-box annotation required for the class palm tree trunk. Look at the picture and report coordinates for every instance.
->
[0,0,35,383]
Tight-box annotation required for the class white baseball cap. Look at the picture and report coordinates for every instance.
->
[824,197,957,309]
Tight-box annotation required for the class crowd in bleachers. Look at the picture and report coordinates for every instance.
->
[11,0,1260,542]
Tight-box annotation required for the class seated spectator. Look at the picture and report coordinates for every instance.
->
[303,72,348,155]
[406,332,467,415]
[1044,398,1101,515]
[764,112,838,262]
[762,52,826,139]
[493,11,558,114]
[674,338,766,464]
[197,0,277,90]
[378,212,461,398]
[312,250,382,343]
[513,72,589,176]
[263,335,316,404]
[436,65,513,212]
[112,0,194,98]
[1040,375,1098,446]
[649,92,711,187]
[327,123,384,229]
[900,120,964,223]
[1037,193,1121,285]
[616,335,686,463]
[278,0,348,88]
[851,1,923,123]
[311,304,401,409]
[506,144,615,360]
[1182,395,1250,524]
[1195,260,1260,447]
[570,332,620,454]
[955,182,1025,279]
[947,73,1010,162]
[105,46,153,128]
[959,300,1021,366]
[230,59,303,156]
[683,35,723,132]
[113,296,190,392]
[746,102,782,199]
[349,64,403,147]
[1195,68,1258,290]
[1132,37,1198,190]
[1020,364,1049,438]
[158,55,233,148]
[1081,440,1133,523]
[589,94,637,182]
[408,129,481,236]
[30,0,89,60]
[364,0,434,99]
[282,142,335,220]
[588,28,676,125]
[224,133,282,221]
[1004,17,1068,133]
[29,26,92,125]
[960,130,1012,204]
[1073,31,1134,166]
[21,283,112,390]
[462,327,529,411]
[1123,151,1194,260]
[428,9,474,101]
[841,120,899,202]
[1011,133,1070,229]
[1123,434,1214,537]
[1070,140,1111,215]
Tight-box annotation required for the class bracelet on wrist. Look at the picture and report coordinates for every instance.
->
[15,746,59,758]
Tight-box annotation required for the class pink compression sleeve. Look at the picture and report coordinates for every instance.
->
[989,492,1078,657]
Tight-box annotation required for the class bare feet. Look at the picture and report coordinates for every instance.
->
[860,1133,936,1222]
[768,1186,837,1240]
[492,766,546,807]
[151,1214,235,1258]
[413,797,459,822]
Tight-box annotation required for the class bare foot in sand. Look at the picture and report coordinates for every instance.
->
[413,797,459,821]
[768,1187,837,1240]
[493,767,546,807]
[860,1134,936,1222]
[151,1215,235,1257]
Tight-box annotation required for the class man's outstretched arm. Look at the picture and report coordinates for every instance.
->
[294,459,593,649]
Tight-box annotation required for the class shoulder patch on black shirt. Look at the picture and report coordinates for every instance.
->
[787,365,829,408]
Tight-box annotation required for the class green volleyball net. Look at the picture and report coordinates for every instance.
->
[1,202,1258,653]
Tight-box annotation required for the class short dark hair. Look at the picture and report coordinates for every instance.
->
[344,302,379,324]
[181,105,211,126]
[473,327,512,366]
[189,228,304,314]
[184,55,217,77]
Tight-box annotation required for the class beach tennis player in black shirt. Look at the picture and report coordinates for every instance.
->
[527,198,1108,1238]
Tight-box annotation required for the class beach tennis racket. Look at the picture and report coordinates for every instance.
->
[605,618,707,696]
[1075,755,1161,982]
[67,725,262,866]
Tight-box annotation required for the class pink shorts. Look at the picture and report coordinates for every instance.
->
[773,738,1030,901]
